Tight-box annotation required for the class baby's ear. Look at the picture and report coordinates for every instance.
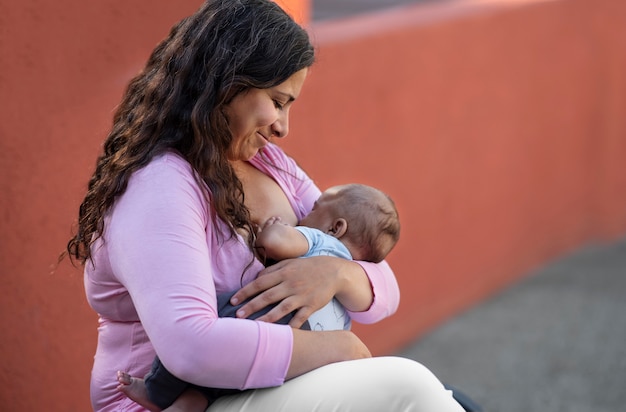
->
[331,218,348,238]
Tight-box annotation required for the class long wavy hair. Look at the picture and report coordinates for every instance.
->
[67,0,315,264]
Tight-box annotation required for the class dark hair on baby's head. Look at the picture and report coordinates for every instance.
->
[68,0,315,264]
[336,184,400,263]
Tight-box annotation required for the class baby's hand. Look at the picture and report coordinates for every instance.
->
[260,216,283,231]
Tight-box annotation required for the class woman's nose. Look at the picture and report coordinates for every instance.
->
[271,113,289,138]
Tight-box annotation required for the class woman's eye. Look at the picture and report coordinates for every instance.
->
[273,100,285,110]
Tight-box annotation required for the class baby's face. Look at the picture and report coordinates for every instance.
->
[299,186,344,233]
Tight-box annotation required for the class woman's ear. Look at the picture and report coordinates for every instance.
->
[330,218,348,238]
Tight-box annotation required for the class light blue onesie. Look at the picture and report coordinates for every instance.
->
[295,226,352,331]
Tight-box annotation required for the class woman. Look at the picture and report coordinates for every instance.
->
[67,0,464,410]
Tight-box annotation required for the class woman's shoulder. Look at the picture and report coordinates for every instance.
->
[131,151,197,183]
[142,150,193,173]
[114,151,209,223]
[128,151,207,199]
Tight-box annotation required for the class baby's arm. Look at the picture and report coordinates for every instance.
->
[256,217,309,261]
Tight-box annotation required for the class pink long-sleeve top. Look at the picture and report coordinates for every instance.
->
[84,143,400,411]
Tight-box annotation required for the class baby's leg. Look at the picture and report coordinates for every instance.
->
[117,371,208,412]
[116,371,160,412]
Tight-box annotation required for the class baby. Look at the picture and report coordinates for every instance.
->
[118,183,400,411]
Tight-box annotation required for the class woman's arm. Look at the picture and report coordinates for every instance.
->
[230,256,395,328]
[286,328,371,379]
[347,259,400,324]
[104,154,381,392]
[107,155,292,390]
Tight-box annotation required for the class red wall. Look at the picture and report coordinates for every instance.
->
[1,0,624,409]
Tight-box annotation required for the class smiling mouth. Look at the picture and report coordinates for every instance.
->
[257,132,270,142]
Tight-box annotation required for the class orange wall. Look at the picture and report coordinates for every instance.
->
[275,0,310,24]
[1,0,625,409]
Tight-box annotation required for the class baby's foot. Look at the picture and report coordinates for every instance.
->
[117,371,161,412]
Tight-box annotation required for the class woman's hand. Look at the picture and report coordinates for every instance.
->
[230,256,374,328]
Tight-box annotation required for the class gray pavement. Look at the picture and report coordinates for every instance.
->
[398,237,626,412]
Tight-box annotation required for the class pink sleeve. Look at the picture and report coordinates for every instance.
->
[106,154,292,389]
[347,260,400,324]
[263,145,401,324]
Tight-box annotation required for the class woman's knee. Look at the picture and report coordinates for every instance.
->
[356,357,462,411]
[365,357,446,392]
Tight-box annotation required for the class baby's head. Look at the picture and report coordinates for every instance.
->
[300,184,400,262]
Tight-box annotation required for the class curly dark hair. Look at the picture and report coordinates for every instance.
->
[67,0,315,264]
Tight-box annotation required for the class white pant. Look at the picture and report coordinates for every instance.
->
[207,356,464,412]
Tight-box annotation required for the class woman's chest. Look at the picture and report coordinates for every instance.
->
[236,162,298,227]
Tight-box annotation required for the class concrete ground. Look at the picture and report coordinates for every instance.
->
[398,237,626,412]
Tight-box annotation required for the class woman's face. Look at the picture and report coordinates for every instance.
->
[225,68,308,162]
